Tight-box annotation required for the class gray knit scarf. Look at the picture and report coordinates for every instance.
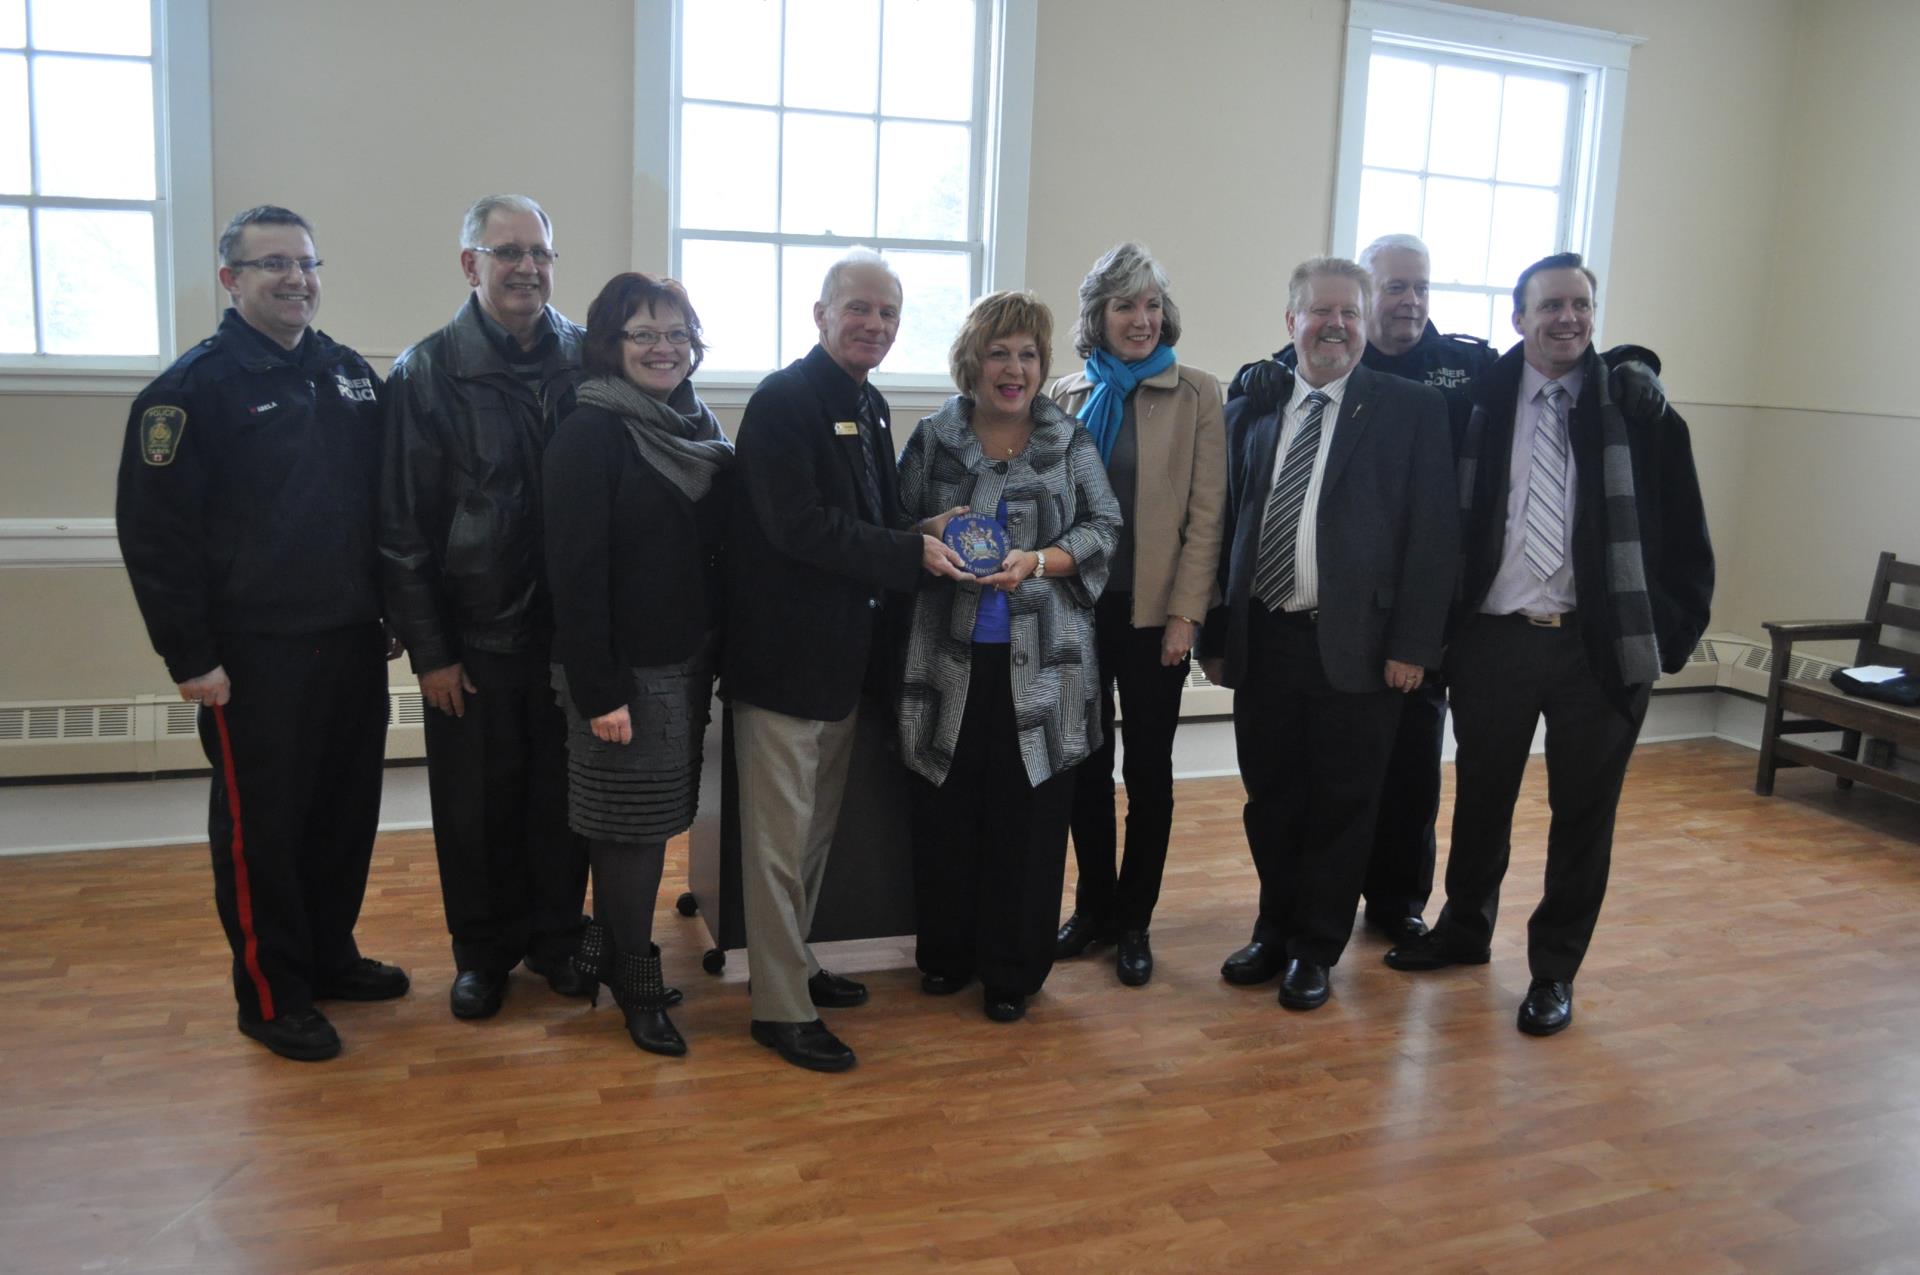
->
[1458,362,1661,685]
[575,374,733,502]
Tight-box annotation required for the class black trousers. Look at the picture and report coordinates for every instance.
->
[1233,607,1403,967]
[1361,676,1446,923]
[1067,591,1190,933]
[198,623,388,1022]
[422,647,588,972]
[1435,616,1650,982]
[910,645,1076,997]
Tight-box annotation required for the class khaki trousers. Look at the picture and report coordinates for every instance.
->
[733,700,860,1023]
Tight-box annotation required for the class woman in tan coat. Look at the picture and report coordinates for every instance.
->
[1049,243,1228,986]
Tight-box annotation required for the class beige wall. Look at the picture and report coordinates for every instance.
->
[1,0,1914,748]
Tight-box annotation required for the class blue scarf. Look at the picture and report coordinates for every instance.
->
[1076,344,1177,464]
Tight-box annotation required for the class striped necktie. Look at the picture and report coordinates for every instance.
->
[1523,381,1570,581]
[1252,390,1331,611]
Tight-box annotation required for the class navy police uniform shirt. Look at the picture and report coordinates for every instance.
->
[115,308,385,682]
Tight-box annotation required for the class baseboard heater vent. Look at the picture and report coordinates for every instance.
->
[1,689,428,780]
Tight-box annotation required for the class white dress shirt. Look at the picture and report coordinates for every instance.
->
[1483,360,1583,617]
[1266,367,1353,612]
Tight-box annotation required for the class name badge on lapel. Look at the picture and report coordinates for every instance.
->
[834,420,860,436]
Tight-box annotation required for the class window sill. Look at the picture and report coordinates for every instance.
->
[0,366,164,396]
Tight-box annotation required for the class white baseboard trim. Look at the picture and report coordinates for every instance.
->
[0,518,121,567]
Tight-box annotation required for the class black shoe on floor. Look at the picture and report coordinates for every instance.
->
[1116,930,1153,986]
[314,957,410,1002]
[1221,938,1286,986]
[238,1007,341,1061]
[1364,912,1430,945]
[1517,979,1574,1036]
[920,972,971,996]
[1054,911,1115,960]
[750,1019,857,1072]
[525,952,596,999]
[984,989,1027,1022]
[808,969,869,1008]
[1383,930,1491,972]
[450,969,509,1020]
[1277,959,1330,1011]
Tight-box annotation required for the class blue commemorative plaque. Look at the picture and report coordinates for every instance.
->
[943,511,1010,578]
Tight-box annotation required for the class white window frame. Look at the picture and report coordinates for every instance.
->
[0,0,213,394]
[633,0,1035,403]
[1331,0,1641,339]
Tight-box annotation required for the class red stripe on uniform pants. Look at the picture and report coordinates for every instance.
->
[212,703,275,1020]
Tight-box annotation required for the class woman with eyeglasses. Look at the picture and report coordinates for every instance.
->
[1047,243,1227,987]
[543,272,733,1056]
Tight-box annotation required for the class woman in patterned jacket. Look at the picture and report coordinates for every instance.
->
[894,290,1122,1023]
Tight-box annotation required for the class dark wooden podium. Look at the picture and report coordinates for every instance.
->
[680,695,918,973]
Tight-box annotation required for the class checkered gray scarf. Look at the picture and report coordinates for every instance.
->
[576,374,733,502]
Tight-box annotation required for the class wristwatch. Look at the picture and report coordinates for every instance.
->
[1032,548,1048,579]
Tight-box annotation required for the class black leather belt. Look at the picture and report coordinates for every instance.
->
[1490,610,1574,628]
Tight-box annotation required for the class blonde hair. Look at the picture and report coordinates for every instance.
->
[1288,256,1374,313]
[949,290,1054,397]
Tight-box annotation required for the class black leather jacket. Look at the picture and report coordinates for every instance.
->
[379,295,585,673]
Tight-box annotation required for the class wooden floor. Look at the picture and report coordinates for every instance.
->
[4,739,1920,1274]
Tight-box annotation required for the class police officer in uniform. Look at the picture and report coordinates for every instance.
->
[1224,233,1667,969]
[116,205,407,1062]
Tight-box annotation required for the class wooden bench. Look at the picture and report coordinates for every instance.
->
[1756,551,1920,803]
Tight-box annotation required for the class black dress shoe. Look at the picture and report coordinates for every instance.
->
[449,969,509,1020]
[1364,913,1430,945]
[1054,911,1114,960]
[1221,938,1287,985]
[1116,930,1153,986]
[1382,930,1491,972]
[1517,979,1574,1036]
[1277,959,1331,1011]
[750,1019,857,1072]
[808,968,868,1008]
[238,1007,341,1061]
[314,957,410,1001]
[524,952,595,999]
[920,971,971,995]
[983,989,1027,1022]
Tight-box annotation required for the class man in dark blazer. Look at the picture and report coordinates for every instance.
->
[727,249,968,1072]
[1385,253,1713,1037]
[1201,256,1457,1012]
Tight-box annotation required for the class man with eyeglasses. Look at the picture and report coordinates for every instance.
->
[380,193,593,1022]
[117,204,406,1062]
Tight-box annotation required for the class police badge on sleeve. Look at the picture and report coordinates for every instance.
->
[140,405,186,466]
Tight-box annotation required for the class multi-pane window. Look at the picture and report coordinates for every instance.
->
[672,0,987,378]
[1,0,167,361]
[1353,47,1579,342]
[1334,0,1636,345]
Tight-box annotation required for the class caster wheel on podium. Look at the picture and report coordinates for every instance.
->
[702,948,726,975]
[676,892,699,917]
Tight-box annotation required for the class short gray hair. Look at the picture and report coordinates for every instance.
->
[1287,256,1373,314]
[1072,241,1183,359]
[218,205,312,265]
[460,194,552,249]
[1358,233,1429,277]
[818,246,902,306]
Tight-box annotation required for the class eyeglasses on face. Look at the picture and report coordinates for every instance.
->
[471,244,558,265]
[231,256,322,275]
[621,327,693,347]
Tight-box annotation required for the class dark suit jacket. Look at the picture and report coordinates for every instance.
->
[1454,344,1714,710]
[1203,362,1458,693]
[725,344,924,722]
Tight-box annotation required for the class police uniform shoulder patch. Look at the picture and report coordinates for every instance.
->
[140,405,187,466]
